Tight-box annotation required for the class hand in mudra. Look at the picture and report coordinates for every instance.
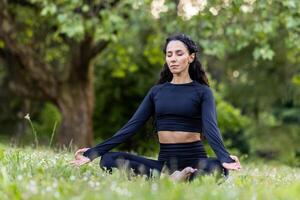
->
[70,148,91,167]
[222,155,242,170]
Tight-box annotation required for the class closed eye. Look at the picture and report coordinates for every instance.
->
[167,50,184,57]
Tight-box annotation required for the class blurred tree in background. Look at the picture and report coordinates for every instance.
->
[0,0,137,146]
[0,0,299,165]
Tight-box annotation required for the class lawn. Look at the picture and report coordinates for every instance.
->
[0,145,299,200]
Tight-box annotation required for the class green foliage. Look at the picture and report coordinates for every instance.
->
[292,75,300,86]
[30,103,61,145]
[214,83,250,134]
[253,45,275,60]
[246,122,300,167]
[0,40,4,48]
[31,0,131,42]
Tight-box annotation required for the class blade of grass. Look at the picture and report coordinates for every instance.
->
[49,121,57,148]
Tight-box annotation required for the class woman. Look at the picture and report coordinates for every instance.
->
[71,34,241,182]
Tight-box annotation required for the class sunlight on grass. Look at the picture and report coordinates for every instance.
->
[0,146,299,199]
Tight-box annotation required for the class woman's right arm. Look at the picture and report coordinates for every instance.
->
[200,86,236,164]
[82,86,157,161]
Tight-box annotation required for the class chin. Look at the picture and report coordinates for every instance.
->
[169,69,184,74]
[171,72,184,76]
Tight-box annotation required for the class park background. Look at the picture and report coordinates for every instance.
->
[1,0,299,165]
[1,0,300,164]
[0,0,300,199]
[1,0,300,163]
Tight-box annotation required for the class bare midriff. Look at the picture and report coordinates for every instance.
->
[158,131,201,143]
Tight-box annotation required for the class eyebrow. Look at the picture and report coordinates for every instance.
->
[166,49,184,54]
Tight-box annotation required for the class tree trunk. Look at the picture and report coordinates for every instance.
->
[0,0,111,147]
[56,72,94,147]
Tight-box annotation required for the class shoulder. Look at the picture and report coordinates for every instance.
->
[149,82,167,96]
[193,81,213,98]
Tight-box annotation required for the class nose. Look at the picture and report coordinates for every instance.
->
[169,55,177,63]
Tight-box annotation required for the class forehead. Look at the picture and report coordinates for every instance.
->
[166,40,188,52]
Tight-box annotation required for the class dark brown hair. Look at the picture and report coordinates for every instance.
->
[157,33,209,86]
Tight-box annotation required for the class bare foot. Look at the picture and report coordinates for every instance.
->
[170,167,197,182]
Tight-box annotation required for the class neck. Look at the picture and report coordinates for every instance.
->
[171,74,192,84]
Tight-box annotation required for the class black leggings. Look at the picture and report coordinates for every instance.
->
[99,141,228,180]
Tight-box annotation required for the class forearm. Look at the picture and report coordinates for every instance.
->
[83,86,156,160]
[83,129,135,160]
[205,131,235,164]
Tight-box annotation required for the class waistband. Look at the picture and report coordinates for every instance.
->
[158,140,207,162]
[159,140,203,147]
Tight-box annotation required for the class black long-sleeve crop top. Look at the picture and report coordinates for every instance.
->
[83,80,235,164]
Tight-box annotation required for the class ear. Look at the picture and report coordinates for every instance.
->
[188,53,195,63]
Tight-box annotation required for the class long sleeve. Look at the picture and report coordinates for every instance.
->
[201,87,235,164]
[83,87,155,161]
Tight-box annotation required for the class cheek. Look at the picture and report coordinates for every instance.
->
[165,57,170,63]
[178,56,189,64]
[165,55,172,62]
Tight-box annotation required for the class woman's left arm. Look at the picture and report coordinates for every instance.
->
[201,86,241,170]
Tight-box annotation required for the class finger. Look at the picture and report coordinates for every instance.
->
[69,160,82,166]
[70,159,84,166]
[229,166,238,170]
[229,165,235,169]
[75,148,84,156]
[234,158,240,165]
[233,163,242,170]
[74,151,80,158]
[223,163,238,170]
[231,155,240,164]
[237,161,241,166]
[75,149,90,158]
[75,148,88,155]
[75,154,84,160]
[230,155,238,162]
[79,148,90,153]
[230,155,236,160]
[230,157,241,167]
[74,160,89,167]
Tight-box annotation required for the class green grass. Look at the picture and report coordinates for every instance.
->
[0,146,299,200]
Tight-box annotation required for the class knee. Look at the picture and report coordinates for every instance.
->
[207,158,223,172]
[206,158,226,176]
[198,158,224,176]
[100,152,115,171]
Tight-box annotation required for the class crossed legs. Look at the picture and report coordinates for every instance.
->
[100,152,164,177]
[100,152,227,181]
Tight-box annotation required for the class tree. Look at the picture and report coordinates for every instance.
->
[0,0,130,147]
